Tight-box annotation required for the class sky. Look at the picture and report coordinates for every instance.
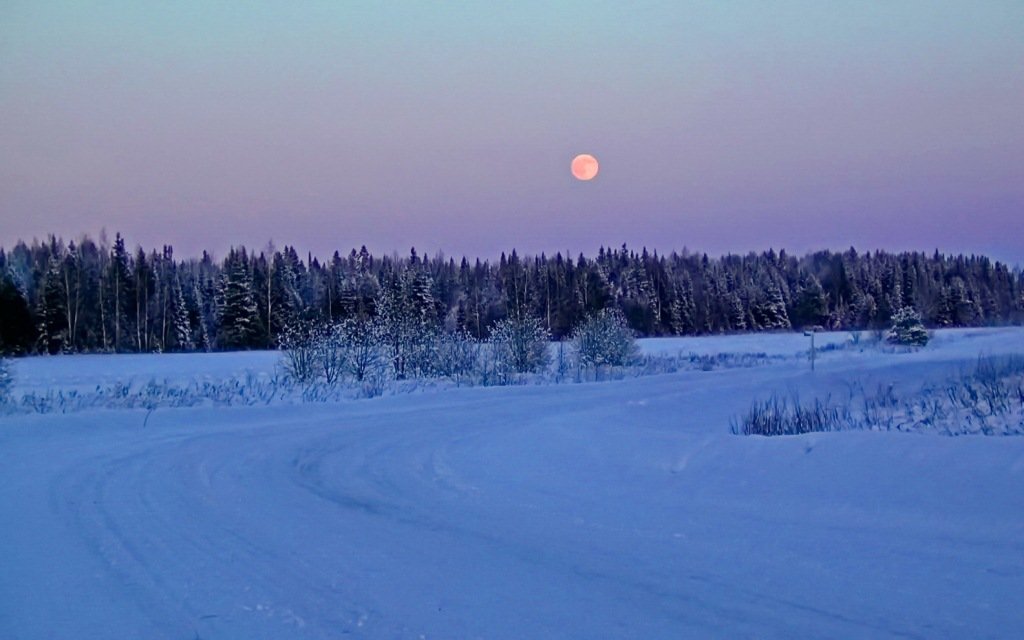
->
[2,1,1023,263]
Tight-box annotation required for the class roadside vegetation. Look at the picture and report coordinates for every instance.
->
[733,355,1024,437]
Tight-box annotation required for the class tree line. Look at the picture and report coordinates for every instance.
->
[0,233,1021,355]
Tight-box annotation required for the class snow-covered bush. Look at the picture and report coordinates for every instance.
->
[435,330,480,385]
[572,308,639,369]
[406,329,442,379]
[315,324,347,386]
[279,319,321,384]
[281,317,389,386]
[887,307,929,346]
[335,316,386,383]
[0,358,13,405]
[488,314,550,379]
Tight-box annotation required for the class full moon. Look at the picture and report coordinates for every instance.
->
[571,154,599,181]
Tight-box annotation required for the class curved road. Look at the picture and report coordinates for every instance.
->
[2,334,1023,638]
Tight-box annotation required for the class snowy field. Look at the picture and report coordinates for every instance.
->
[2,328,1024,638]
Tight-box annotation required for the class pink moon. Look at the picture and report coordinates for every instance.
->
[571,154,599,181]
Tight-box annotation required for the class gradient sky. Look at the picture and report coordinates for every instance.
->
[2,1,1023,263]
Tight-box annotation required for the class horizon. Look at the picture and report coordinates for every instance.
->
[4,230,1023,272]
[3,2,1023,264]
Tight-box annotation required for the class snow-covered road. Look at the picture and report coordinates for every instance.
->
[2,330,1023,638]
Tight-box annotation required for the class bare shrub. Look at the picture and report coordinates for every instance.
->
[731,394,853,436]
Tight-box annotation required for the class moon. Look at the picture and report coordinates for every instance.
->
[571,154,599,181]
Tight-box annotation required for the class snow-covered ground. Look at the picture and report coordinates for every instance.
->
[2,329,1024,638]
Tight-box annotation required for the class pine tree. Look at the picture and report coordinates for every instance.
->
[170,273,194,351]
[888,306,929,346]
[668,273,697,335]
[107,233,131,352]
[270,249,302,340]
[38,257,67,354]
[792,275,828,329]
[195,282,212,352]
[217,249,261,349]
[755,280,791,330]
[133,247,154,351]
[727,292,746,331]
[60,242,83,351]
[0,269,35,354]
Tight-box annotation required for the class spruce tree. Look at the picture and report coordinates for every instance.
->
[171,274,194,351]
[888,306,929,346]
[38,257,67,354]
[107,233,131,352]
[217,249,260,349]
[0,270,35,354]
[793,275,828,329]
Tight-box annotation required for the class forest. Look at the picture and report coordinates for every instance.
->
[0,233,1021,355]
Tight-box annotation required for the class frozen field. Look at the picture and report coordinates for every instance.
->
[2,328,1024,638]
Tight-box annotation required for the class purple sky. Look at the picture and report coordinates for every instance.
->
[2,2,1022,264]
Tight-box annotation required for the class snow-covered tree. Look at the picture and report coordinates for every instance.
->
[269,248,304,342]
[887,306,929,346]
[170,274,194,351]
[727,292,746,331]
[217,249,261,350]
[852,291,878,329]
[792,275,828,329]
[38,257,68,354]
[192,276,213,352]
[753,280,791,330]
[59,242,84,351]
[107,233,131,352]
[489,312,550,378]
[669,274,696,335]
[3,234,1024,354]
[377,267,439,379]
[572,308,639,368]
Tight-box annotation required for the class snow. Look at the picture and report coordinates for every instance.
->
[2,328,1024,638]
[8,350,283,394]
